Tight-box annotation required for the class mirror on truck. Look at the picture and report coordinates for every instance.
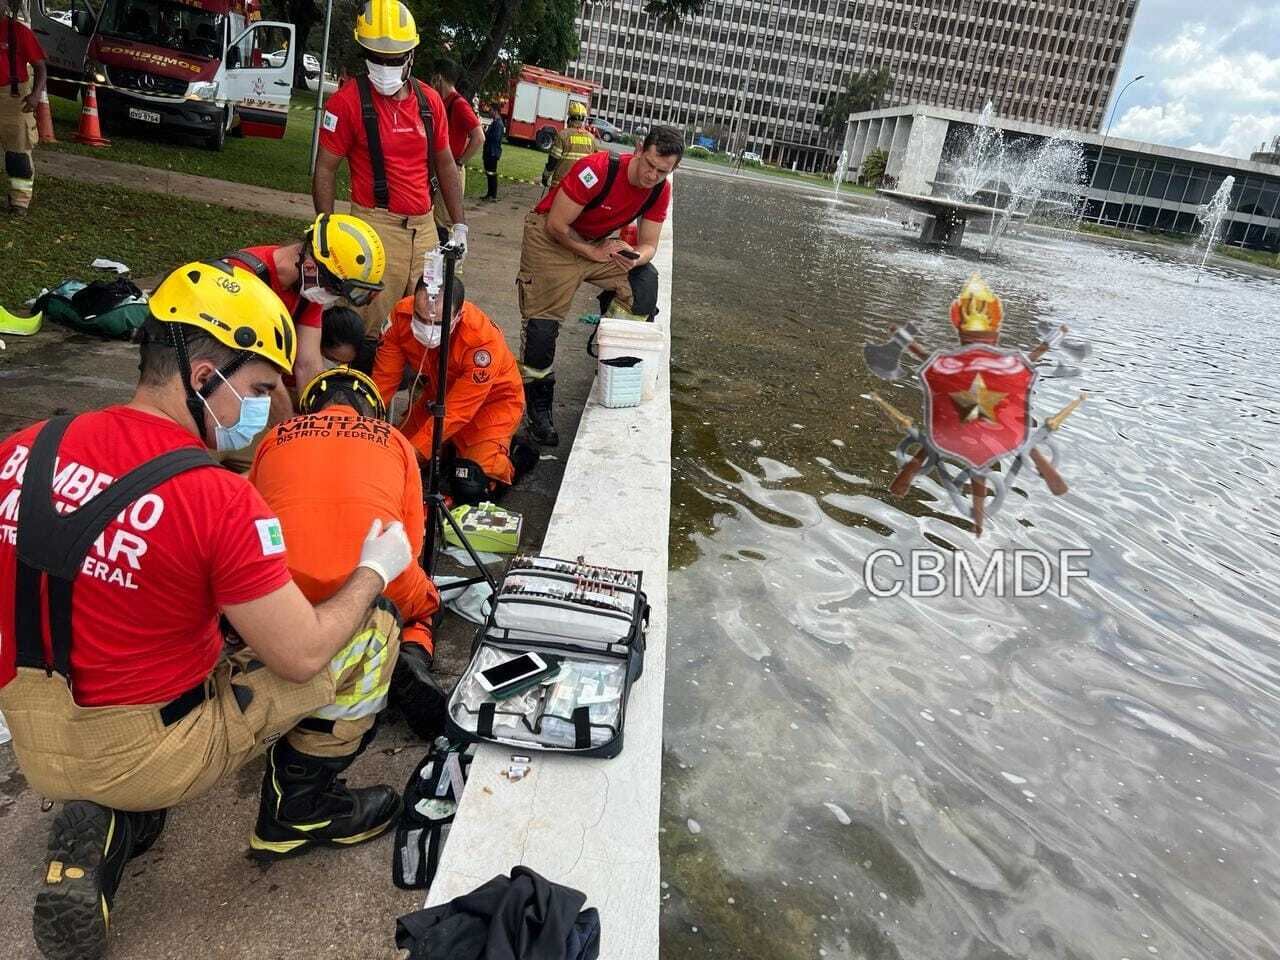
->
[71,5,94,35]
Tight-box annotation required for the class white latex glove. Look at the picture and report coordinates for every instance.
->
[447,223,469,260]
[357,518,412,587]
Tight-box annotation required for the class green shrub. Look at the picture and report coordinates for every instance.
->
[687,145,711,158]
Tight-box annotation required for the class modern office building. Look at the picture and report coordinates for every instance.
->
[569,0,1141,171]
[844,105,1280,251]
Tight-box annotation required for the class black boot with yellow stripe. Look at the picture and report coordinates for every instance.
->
[34,801,136,960]
[249,740,401,860]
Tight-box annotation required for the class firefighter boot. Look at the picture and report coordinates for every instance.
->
[33,801,135,960]
[390,631,449,742]
[524,377,559,447]
[249,740,400,860]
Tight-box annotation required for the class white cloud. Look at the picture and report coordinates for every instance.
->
[1189,113,1280,159]
[1118,4,1280,158]
[1163,52,1280,103]
[1111,101,1202,142]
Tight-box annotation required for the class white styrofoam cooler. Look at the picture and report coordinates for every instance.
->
[595,317,665,401]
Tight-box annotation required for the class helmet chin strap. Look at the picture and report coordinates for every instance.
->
[167,324,251,444]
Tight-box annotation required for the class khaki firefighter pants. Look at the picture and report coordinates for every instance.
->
[351,203,438,338]
[516,212,635,377]
[0,82,37,211]
[0,602,400,812]
[432,164,463,232]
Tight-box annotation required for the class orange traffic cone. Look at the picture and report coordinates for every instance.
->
[71,84,110,147]
[35,89,57,143]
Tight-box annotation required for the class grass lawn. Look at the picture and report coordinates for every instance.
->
[1079,222,1280,271]
[0,175,307,306]
[47,94,546,199]
[687,151,878,194]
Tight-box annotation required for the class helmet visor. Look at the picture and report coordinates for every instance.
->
[317,261,384,306]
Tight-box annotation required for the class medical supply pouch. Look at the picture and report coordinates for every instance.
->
[446,555,648,759]
[393,740,473,891]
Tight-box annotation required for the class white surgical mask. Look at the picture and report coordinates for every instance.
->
[301,285,340,307]
[411,317,441,348]
[366,60,408,96]
[202,371,270,452]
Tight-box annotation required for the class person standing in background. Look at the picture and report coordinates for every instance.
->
[0,0,47,216]
[430,57,482,240]
[480,101,505,203]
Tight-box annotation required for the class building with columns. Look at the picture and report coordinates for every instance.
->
[569,0,1141,171]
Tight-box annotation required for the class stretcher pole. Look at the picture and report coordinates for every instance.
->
[421,244,498,591]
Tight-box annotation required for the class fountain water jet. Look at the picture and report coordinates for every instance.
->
[832,147,849,198]
[1195,176,1235,283]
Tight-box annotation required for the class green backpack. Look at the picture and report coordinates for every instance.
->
[34,279,150,339]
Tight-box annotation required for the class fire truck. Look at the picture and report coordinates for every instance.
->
[503,64,598,151]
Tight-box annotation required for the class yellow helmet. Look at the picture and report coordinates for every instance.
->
[354,0,418,55]
[308,213,386,306]
[299,365,386,419]
[150,260,296,373]
[568,102,587,121]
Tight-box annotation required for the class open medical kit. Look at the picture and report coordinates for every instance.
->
[445,554,648,759]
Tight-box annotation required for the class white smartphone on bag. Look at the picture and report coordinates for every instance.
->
[476,652,549,694]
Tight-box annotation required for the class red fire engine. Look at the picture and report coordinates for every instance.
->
[503,65,599,150]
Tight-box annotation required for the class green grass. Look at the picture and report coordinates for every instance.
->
[47,93,547,198]
[1078,222,1279,272]
[687,150,877,193]
[0,175,308,306]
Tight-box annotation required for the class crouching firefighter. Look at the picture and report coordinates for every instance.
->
[372,269,532,504]
[249,366,448,742]
[0,261,415,960]
[516,126,681,445]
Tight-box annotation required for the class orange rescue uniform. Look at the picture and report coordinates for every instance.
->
[249,405,439,652]
[372,298,525,485]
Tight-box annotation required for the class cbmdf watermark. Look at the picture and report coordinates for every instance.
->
[864,548,1092,599]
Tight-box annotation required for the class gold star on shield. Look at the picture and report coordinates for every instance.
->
[949,373,1007,423]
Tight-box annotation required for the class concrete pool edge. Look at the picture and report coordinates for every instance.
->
[423,211,675,959]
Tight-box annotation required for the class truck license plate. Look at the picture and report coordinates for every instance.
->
[128,107,161,124]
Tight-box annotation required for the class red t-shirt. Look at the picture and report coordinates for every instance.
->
[0,408,293,707]
[443,91,480,161]
[0,19,44,87]
[228,245,321,330]
[534,152,671,240]
[319,78,451,215]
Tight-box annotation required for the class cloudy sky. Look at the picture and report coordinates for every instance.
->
[1108,1,1280,158]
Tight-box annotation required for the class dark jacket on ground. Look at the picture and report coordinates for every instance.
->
[395,866,600,960]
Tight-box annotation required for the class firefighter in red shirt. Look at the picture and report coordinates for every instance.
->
[0,262,414,960]
[372,271,527,502]
[517,125,682,445]
[430,57,483,240]
[313,0,468,337]
[226,212,386,395]
[0,2,48,214]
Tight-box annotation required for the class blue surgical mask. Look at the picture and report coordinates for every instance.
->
[203,371,270,451]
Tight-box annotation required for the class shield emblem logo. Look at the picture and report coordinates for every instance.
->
[921,346,1036,470]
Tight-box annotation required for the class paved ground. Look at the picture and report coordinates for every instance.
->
[0,169,606,959]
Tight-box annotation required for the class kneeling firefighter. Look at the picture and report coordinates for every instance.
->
[0,261,414,960]
[249,366,449,741]
[371,270,530,504]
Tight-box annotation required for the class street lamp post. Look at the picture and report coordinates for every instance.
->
[1081,73,1144,225]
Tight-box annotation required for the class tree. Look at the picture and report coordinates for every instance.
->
[821,65,892,144]
[860,147,889,187]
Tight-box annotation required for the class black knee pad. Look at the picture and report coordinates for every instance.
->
[511,436,539,479]
[628,263,660,318]
[448,458,492,506]
[4,151,32,180]
[522,317,560,370]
